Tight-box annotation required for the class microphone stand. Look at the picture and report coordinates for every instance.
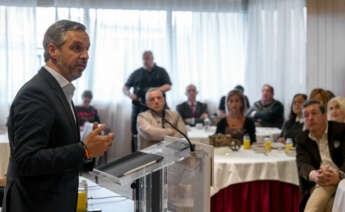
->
[135,100,195,152]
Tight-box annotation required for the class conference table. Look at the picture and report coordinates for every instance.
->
[0,132,10,177]
[188,126,300,212]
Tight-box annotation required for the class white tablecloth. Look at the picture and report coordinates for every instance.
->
[188,126,281,144]
[211,147,299,196]
[256,127,282,143]
[188,126,216,144]
[332,179,345,212]
[0,133,10,177]
[81,177,134,212]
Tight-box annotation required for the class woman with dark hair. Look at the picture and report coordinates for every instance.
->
[278,93,307,145]
[216,89,256,143]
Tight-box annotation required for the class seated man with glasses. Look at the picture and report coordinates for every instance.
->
[137,88,186,149]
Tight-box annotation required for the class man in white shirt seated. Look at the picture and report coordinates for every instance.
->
[296,99,345,212]
[137,87,187,149]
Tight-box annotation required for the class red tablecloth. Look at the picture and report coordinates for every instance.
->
[211,180,300,212]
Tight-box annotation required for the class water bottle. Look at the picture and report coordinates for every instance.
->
[204,117,211,130]
[243,134,251,150]
[191,117,195,126]
[285,138,293,153]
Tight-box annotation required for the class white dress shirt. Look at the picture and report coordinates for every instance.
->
[44,65,76,122]
[308,124,338,171]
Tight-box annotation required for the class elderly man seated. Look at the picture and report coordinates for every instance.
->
[176,84,208,126]
[247,84,284,128]
[296,100,345,212]
[137,87,187,149]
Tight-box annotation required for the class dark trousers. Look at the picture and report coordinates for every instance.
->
[0,186,4,207]
[131,103,147,152]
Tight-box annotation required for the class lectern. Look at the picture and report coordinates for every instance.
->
[90,137,212,212]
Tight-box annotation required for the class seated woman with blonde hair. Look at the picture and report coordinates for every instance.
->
[328,96,345,123]
[216,89,256,143]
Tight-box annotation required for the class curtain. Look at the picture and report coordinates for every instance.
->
[245,0,306,115]
[0,4,37,126]
[0,0,247,159]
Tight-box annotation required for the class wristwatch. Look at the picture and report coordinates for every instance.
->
[338,170,345,180]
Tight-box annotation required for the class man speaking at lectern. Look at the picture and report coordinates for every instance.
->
[2,20,114,212]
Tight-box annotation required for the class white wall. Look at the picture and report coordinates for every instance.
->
[307,0,345,96]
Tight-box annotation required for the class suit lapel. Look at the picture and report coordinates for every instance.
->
[195,102,201,116]
[39,68,79,142]
[71,101,81,142]
[305,132,321,164]
[185,102,192,114]
[327,121,340,165]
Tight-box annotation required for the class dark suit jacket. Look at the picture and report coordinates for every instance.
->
[296,121,345,210]
[2,68,94,212]
[176,101,208,125]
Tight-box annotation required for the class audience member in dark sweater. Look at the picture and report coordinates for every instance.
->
[278,93,307,145]
[76,90,100,127]
[218,85,250,118]
[216,89,256,143]
[246,84,284,128]
[176,84,208,126]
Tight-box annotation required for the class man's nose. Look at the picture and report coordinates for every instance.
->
[81,50,89,60]
[307,115,313,121]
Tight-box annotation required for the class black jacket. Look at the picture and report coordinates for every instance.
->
[176,101,208,125]
[296,121,345,210]
[279,118,304,146]
[2,68,94,212]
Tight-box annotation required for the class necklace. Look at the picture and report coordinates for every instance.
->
[227,116,244,128]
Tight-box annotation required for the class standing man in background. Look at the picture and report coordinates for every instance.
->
[123,51,172,152]
[2,20,114,212]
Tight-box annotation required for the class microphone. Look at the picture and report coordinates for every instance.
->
[134,100,195,152]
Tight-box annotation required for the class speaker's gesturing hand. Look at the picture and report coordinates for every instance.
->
[84,122,115,158]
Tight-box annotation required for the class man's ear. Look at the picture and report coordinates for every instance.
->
[47,43,58,60]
